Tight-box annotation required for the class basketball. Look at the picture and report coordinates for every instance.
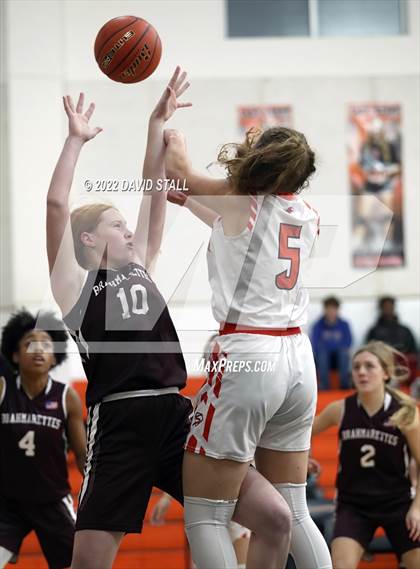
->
[94,16,162,84]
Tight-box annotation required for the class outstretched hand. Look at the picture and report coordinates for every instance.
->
[63,93,103,143]
[152,66,192,122]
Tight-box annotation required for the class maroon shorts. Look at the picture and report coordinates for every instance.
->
[0,493,75,568]
[333,500,420,557]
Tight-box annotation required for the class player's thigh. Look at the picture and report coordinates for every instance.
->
[182,451,251,500]
[401,547,420,569]
[31,499,75,569]
[254,448,309,484]
[331,537,364,569]
[155,394,193,504]
[0,497,30,559]
[383,507,420,568]
[332,502,375,567]
[71,530,124,569]
[77,399,157,533]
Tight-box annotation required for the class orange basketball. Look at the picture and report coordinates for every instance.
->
[94,16,162,84]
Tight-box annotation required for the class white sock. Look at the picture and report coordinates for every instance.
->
[184,496,238,569]
[274,483,332,569]
[0,547,14,568]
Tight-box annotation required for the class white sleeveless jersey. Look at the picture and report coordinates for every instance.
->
[207,194,319,328]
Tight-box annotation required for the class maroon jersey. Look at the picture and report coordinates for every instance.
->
[63,262,187,406]
[0,375,71,504]
[337,392,411,509]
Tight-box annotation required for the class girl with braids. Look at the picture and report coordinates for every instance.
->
[165,127,332,568]
[312,341,420,569]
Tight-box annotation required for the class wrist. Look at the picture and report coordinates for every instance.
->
[149,112,165,125]
[65,135,85,149]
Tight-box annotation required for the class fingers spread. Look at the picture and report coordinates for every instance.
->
[84,102,95,120]
[63,96,72,116]
[168,65,181,88]
[67,95,76,113]
[76,92,84,113]
[176,80,190,98]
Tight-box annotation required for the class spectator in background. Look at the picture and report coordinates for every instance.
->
[366,296,418,382]
[311,297,353,390]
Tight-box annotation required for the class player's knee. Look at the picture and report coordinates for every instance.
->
[274,482,310,525]
[259,499,292,542]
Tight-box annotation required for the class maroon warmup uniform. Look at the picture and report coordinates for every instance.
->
[0,375,75,568]
[333,392,419,557]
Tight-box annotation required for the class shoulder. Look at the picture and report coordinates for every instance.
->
[65,386,83,419]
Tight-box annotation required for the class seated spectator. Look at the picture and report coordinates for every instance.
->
[311,297,353,390]
[366,296,418,382]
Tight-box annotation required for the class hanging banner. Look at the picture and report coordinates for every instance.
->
[348,103,404,268]
[238,105,293,134]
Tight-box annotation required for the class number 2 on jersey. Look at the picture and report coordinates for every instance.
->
[360,444,376,468]
[276,224,302,290]
[117,284,149,320]
[18,430,35,457]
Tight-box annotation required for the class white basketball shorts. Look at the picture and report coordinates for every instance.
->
[185,332,317,461]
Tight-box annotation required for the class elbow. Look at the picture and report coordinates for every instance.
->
[47,197,67,210]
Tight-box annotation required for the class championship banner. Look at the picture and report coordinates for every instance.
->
[238,105,293,134]
[348,103,404,268]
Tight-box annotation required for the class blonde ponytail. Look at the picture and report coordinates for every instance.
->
[354,341,417,430]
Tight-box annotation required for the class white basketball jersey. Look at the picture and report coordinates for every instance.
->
[207,194,319,328]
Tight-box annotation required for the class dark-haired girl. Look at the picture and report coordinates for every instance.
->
[0,309,86,569]
[165,127,332,568]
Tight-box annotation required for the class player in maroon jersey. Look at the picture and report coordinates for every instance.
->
[0,309,86,569]
[312,341,420,569]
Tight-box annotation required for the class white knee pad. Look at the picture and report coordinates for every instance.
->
[184,496,238,569]
[274,483,332,569]
[0,547,14,568]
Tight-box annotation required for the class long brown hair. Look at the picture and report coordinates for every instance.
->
[353,341,417,430]
[217,127,316,195]
[70,203,113,269]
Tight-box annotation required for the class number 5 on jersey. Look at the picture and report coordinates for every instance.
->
[18,430,36,457]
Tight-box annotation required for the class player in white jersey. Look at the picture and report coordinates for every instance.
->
[165,126,332,569]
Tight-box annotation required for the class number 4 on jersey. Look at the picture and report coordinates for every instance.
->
[18,430,36,457]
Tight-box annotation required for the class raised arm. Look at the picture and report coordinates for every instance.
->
[133,67,191,271]
[47,94,102,315]
[167,190,219,228]
[311,400,343,437]
[164,129,249,229]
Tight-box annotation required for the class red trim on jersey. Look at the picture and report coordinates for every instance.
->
[219,323,301,336]
[247,196,258,231]
[186,434,198,453]
[199,447,206,456]
[276,193,297,201]
[203,404,215,441]
[201,391,208,404]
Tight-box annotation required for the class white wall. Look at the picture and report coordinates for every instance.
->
[2,0,419,378]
